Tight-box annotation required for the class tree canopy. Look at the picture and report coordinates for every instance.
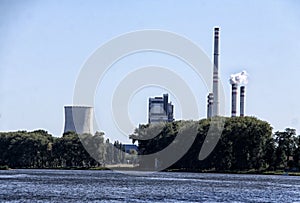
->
[131,117,300,171]
[0,116,299,172]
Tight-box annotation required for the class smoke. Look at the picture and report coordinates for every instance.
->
[229,71,248,85]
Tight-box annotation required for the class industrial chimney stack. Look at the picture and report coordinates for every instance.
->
[231,84,238,117]
[229,71,248,117]
[240,86,245,117]
[207,93,214,118]
[212,27,220,117]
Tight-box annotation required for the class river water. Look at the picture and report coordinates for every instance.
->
[0,169,299,202]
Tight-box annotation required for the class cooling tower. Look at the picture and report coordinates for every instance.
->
[63,106,93,134]
[240,86,245,117]
[212,27,220,116]
[207,93,214,118]
[231,84,238,117]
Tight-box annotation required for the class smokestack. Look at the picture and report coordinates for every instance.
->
[163,93,168,114]
[207,93,214,118]
[240,86,245,117]
[212,27,220,116]
[64,106,93,134]
[231,84,238,117]
[230,70,248,117]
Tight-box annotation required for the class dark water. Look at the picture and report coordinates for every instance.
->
[0,169,299,202]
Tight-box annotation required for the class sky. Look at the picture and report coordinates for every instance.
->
[1,0,300,143]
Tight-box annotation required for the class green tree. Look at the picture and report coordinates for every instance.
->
[274,128,297,169]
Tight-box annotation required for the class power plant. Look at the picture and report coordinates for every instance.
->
[63,106,93,134]
[63,27,248,137]
[206,27,248,118]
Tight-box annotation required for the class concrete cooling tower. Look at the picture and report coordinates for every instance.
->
[63,106,93,134]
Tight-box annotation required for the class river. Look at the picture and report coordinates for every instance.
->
[0,169,299,202]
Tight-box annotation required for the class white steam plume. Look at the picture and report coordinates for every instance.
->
[229,71,248,85]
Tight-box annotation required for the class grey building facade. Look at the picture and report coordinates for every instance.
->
[148,94,174,124]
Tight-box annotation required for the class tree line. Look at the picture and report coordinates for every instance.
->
[0,130,136,169]
[1,116,300,172]
[130,117,300,172]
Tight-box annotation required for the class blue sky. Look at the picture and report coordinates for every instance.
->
[1,0,300,143]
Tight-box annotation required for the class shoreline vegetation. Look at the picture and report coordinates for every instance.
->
[1,117,300,174]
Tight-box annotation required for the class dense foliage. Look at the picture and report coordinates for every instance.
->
[0,131,133,169]
[131,117,300,171]
[1,116,300,172]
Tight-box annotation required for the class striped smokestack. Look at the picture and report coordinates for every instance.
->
[207,93,214,118]
[240,86,245,117]
[231,84,238,117]
[212,27,220,116]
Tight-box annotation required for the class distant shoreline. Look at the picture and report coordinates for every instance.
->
[164,169,300,176]
[2,166,300,176]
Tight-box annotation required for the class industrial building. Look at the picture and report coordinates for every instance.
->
[63,106,93,134]
[148,93,174,123]
[62,28,247,140]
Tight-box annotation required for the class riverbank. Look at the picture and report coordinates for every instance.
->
[164,168,300,176]
[3,165,300,176]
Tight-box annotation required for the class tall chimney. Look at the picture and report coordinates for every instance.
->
[240,86,245,117]
[207,93,214,118]
[163,93,168,114]
[212,27,220,116]
[231,84,238,117]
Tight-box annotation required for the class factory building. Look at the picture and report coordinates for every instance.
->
[148,93,174,124]
[63,106,93,134]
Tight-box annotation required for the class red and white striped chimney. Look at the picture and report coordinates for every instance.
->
[212,27,220,116]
